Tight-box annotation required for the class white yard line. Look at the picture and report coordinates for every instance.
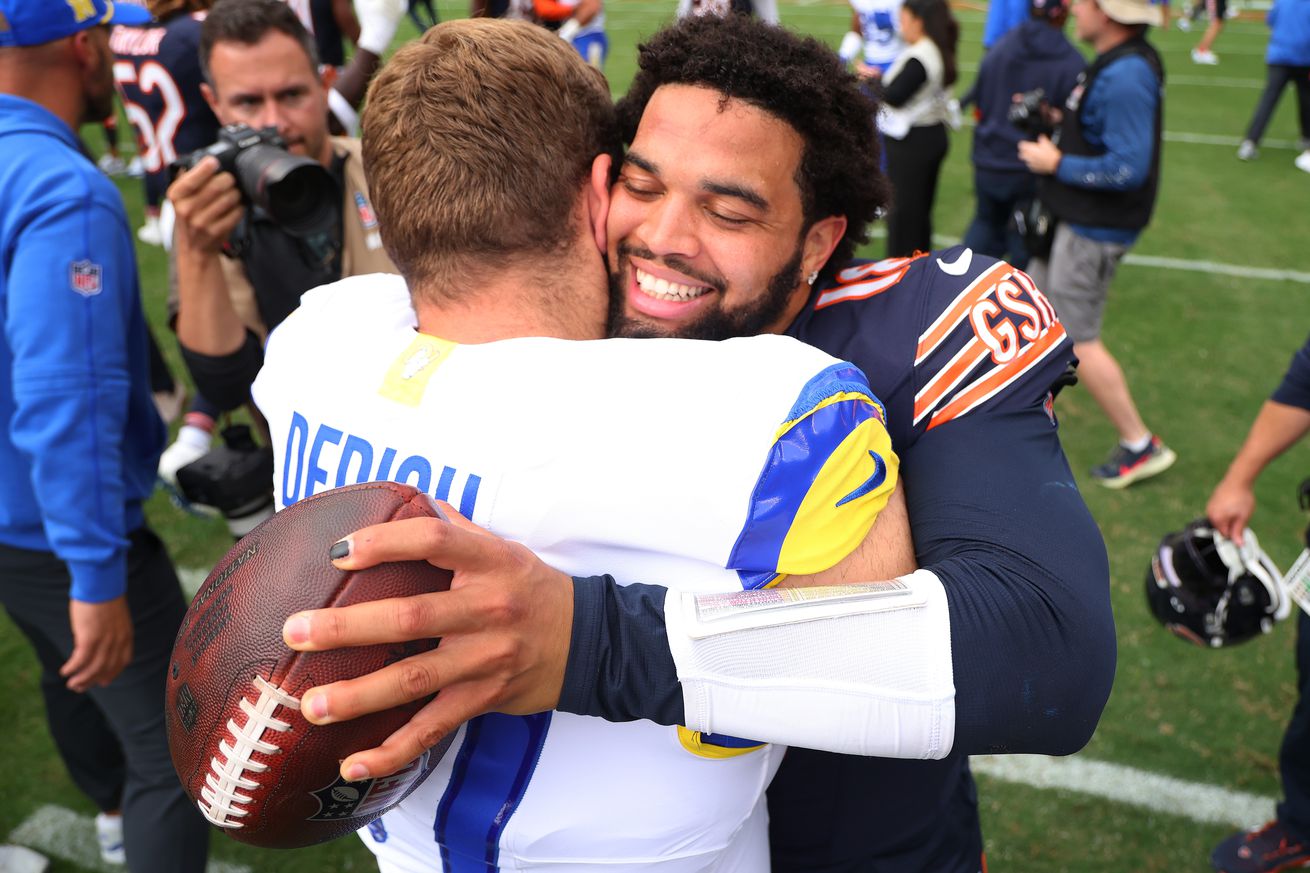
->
[7,805,251,873]
[972,754,1276,828]
[866,231,1310,284]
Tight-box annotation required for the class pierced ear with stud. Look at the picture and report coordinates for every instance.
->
[806,270,819,285]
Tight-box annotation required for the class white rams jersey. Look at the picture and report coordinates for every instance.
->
[251,274,898,873]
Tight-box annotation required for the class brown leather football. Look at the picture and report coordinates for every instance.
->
[166,481,455,849]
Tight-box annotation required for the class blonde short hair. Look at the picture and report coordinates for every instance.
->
[362,19,620,295]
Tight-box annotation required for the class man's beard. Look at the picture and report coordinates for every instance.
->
[84,41,116,123]
[606,242,806,340]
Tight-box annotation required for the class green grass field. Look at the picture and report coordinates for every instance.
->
[4,1,1310,870]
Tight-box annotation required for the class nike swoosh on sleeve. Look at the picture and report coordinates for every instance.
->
[836,451,887,507]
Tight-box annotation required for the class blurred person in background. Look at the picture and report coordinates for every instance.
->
[1206,333,1310,873]
[837,0,906,81]
[879,0,958,257]
[110,0,226,501]
[0,1,210,870]
[963,0,1084,268]
[533,0,607,68]
[1234,0,1310,170]
[1019,0,1173,489]
[167,0,395,416]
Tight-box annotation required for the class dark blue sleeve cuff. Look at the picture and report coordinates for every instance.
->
[557,576,685,726]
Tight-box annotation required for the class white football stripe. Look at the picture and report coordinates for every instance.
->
[877,232,1310,286]
[971,754,1277,828]
[7,804,251,873]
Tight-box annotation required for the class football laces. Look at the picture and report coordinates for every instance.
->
[199,675,300,829]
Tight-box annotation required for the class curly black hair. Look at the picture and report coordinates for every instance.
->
[616,15,890,279]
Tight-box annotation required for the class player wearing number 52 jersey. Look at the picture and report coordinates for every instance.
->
[110,3,220,210]
[253,275,900,872]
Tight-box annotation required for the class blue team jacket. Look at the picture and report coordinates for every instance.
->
[1267,0,1310,66]
[0,95,165,602]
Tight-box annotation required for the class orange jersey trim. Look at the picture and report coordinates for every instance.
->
[925,321,1068,431]
[914,260,1013,366]
[814,256,922,310]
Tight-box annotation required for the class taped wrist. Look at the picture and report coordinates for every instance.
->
[557,576,685,726]
[666,570,956,758]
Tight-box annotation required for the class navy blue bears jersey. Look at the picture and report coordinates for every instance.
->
[788,246,1071,452]
[110,13,221,206]
[770,247,1113,873]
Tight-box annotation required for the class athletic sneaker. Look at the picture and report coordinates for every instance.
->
[126,155,145,179]
[95,812,126,866]
[1177,15,1192,29]
[1212,820,1310,872]
[1089,436,1176,489]
[137,214,164,247]
[1295,150,1310,174]
[97,154,127,177]
[1192,48,1220,64]
[1238,140,1258,161]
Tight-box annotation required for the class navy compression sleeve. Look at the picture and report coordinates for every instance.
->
[904,404,1115,755]
[558,576,685,726]
[179,329,264,412]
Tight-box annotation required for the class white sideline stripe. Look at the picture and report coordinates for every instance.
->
[872,230,1310,284]
[1124,253,1310,283]
[1164,129,1304,150]
[972,754,1276,828]
[8,805,250,873]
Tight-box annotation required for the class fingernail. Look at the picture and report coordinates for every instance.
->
[305,691,329,721]
[284,614,310,645]
[329,538,351,560]
[343,762,369,781]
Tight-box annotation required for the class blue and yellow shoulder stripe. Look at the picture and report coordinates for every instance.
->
[728,363,897,589]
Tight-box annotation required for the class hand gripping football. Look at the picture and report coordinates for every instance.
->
[166,481,455,848]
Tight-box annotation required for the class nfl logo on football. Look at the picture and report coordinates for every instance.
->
[69,260,102,297]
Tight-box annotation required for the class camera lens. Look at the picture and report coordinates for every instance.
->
[234,145,336,237]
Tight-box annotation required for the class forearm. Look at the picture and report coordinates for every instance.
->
[180,330,265,413]
[1218,400,1310,489]
[333,50,382,109]
[174,246,248,356]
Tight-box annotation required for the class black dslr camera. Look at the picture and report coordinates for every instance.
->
[171,124,336,237]
[1008,88,1054,139]
[175,425,275,540]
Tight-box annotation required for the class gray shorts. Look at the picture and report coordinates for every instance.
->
[1025,224,1130,343]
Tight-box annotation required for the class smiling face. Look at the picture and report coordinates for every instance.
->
[606,85,844,340]
[202,30,331,166]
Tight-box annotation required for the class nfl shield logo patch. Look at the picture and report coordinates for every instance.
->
[354,192,378,231]
[70,260,103,296]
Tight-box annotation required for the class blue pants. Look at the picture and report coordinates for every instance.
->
[1279,609,1310,840]
[962,167,1036,270]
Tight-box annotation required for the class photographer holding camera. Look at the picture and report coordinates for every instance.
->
[1018,0,1174,490]
[166,0,396,532]
[962,0,1083,268]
